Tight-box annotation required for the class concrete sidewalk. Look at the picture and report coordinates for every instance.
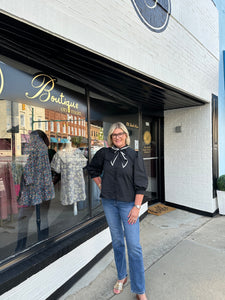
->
[60,208,225,300]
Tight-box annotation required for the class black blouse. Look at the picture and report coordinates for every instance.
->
[87,146,148,202]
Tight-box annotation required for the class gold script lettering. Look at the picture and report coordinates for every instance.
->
[25,74,55,102]
[25,73,80,114]
[51,93,79,113]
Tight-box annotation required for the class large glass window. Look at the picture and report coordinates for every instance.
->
[0,58,144,265]
[0,60,89,262]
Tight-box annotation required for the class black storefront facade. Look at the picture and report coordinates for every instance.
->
[0,13,206,298]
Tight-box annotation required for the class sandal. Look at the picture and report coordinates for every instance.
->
[136,294,148,300]
[113,277,127,294]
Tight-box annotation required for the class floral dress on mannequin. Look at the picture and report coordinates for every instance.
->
[18,132,55,206]
[51,143,87,214]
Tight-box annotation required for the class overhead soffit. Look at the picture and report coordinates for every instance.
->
[0,13,206,111]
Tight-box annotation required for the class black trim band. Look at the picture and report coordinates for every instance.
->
[47,243,112,300]
[165,201,218,217]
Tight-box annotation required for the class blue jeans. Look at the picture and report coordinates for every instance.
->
[102,198,145,294]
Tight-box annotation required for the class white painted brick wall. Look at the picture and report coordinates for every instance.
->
[165,104,217,213]
[0,0,219,102]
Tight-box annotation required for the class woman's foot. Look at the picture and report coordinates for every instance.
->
[136,293,148,300]
[113,277,127,294]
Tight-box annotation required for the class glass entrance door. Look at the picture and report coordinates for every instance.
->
[142,116,159,201]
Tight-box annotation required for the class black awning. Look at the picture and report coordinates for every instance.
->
[0,12,206,111]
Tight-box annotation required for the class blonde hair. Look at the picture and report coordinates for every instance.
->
[107,122,130,147]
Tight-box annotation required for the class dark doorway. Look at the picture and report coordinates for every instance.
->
[141,116,164,204]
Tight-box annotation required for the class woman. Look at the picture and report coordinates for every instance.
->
[87,122,148,300]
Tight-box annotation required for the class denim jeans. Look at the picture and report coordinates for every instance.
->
[102,198,145,294]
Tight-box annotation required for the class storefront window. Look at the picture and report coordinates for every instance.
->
[0,60,89,262]
[90,92,139,216]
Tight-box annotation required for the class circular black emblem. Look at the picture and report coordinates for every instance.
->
[131,0,171,33]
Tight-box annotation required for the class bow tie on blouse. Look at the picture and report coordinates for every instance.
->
[111,146,129,168]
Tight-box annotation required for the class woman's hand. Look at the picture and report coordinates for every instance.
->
[128,194,143,224]
[93,177,101,190]
[128,206,140,224]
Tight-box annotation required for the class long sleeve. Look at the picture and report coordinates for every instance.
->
[87,148,105,178]
[76,149,88,168]
[133,151,148,194]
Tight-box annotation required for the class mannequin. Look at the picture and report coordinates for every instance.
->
[64,140,73,151]
[15,130,55,252]
[51,138,87,214]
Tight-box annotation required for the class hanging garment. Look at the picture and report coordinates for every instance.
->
[0,162,18,220]
[51,148,87,205]
[18,132,55,206]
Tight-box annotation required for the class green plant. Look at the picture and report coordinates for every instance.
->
[217,175,225,191]
[71,136,82,147]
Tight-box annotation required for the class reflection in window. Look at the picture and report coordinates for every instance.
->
[38,118,42,129]
[63,124,66,133]
[20,114,25,127]
[30,117,33,129]
[0,138,11,150]
[57,122,60,133]
[51,121,54,132]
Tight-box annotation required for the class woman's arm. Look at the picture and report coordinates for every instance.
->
[128,151,148,224]
[134,193,144,207]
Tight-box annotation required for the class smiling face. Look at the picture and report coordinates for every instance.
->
[111,128,127,148]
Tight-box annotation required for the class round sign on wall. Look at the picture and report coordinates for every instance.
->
[131,0,171,33]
